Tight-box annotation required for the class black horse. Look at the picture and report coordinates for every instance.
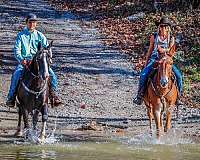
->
[15,41,53,143]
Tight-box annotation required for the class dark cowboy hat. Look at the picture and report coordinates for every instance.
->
[26,13,38,23]
[155,17,172,27]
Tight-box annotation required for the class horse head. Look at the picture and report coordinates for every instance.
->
[32,41,53,80]
[157,55,173,88]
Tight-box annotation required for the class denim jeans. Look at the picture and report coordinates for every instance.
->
[172,65,183,94]
[139,59,155,91]
[7,64,58,99]
[138,59,183,94]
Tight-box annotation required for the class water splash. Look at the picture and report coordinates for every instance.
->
[16,114,60,144]
[115,128,194,146]
[44,117,59,144]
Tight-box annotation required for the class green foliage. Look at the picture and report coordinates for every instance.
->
[109,0,118,5]
[183,76,191,95]
[191,46,200,53]
[183,66,200,82]
[174,50,200,83]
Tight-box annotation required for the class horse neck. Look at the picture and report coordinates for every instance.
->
[30,59,39,75]
[23,59,40,86]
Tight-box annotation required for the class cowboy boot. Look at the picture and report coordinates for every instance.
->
[6,96,16,107]
[49,89,62,107]
[133,86,145,105]
[6,88,17,108]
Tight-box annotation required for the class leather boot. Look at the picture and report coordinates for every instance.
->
[6,96,16,108]
[49,89,62,107]
[6,80,19,108]
[133,87,145,105]
[6,88,17,107]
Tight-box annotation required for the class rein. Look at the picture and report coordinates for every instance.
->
[150,78,174,98]
[150,71,175,112]
[21,63,48,99]
[22,78,48,99]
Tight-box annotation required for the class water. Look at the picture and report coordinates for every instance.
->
[0,108,199,159]
[0,142,199,160]
[0,126,199,160]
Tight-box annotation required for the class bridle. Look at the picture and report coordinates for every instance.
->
[21,48,51,99]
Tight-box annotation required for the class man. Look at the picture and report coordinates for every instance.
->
[6,13,62,107]
[133,17,183,105]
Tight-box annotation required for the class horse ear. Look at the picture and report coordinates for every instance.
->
[37,41,42,51]
[48,41,53,49]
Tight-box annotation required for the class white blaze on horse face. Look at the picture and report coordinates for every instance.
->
[160,59,169,87]
[43,52,49,79]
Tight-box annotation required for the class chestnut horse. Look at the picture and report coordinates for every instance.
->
[144,55,178,139]
[15,41,53,143]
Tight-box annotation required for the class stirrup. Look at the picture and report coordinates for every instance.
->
[133,96,143,105]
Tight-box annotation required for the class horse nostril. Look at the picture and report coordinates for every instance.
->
[44,73,49,79]
[160,78,168,87]
[45,75,49,79]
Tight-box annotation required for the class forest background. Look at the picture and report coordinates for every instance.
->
[48,0,200,107]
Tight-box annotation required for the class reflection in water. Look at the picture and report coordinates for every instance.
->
[11,148,57,160]
[0,142,200,160]
[41,150,56,159]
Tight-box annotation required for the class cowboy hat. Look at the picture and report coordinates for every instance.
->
[26,13,38,23]
[155,17,172,27]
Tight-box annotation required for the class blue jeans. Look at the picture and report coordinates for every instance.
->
[7,64,58,99]
[172,65,183,94]
[138,59,183,94]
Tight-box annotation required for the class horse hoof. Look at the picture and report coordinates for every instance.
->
[38,135,45,144]
[14,130,23,137]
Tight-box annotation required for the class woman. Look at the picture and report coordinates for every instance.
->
[133,17,183,105]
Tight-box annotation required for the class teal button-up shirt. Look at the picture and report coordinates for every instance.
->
[14,27,48,63]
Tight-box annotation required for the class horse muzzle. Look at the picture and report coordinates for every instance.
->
[160,77,168,87]
[41,73,49,81]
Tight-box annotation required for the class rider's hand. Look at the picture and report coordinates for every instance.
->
[21,60,27,66]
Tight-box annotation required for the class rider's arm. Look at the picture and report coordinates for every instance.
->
[41,34,48,48]
[14,33,23,63]
[145,35,154,66]
[167,36,176,57]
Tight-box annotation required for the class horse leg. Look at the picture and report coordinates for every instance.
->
[153,108,161,139]
[164,110,171,132]
[147,108,153,136]
[22,108,30,139]
[160,111,164,133]
[14,105,23,137]
[32,109,39,131]
[39,104,48,143]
